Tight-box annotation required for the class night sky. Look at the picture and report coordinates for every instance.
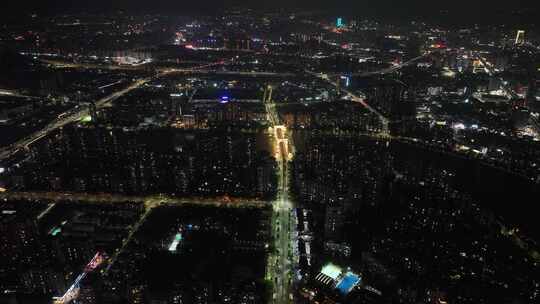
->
[2,0,539,25]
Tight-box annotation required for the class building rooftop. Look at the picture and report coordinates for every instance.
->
[320,263,342,280]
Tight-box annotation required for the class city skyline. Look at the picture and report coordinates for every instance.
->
[1,3,539,304]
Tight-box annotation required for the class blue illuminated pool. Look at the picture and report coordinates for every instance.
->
[336,272,361,294]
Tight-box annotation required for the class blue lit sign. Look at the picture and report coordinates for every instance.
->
[220,95,230,103]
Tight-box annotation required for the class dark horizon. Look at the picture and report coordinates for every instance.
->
[2,0,539,25]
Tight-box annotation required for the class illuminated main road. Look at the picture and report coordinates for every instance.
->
[306,70,390,135]
[0,191,268,209]
[0,79,148,162]
[474,53,520,100]
[0,89,40,99]
[349,53,431,77]
[305,54,436,133]
[264,86,296,304]
[0,190,269,277]
[41,58,295,77]
[0,61,232,163]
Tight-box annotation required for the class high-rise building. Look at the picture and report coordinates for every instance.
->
[325,204,344,240]
[224,35,251,50]
[515,30,525,45]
